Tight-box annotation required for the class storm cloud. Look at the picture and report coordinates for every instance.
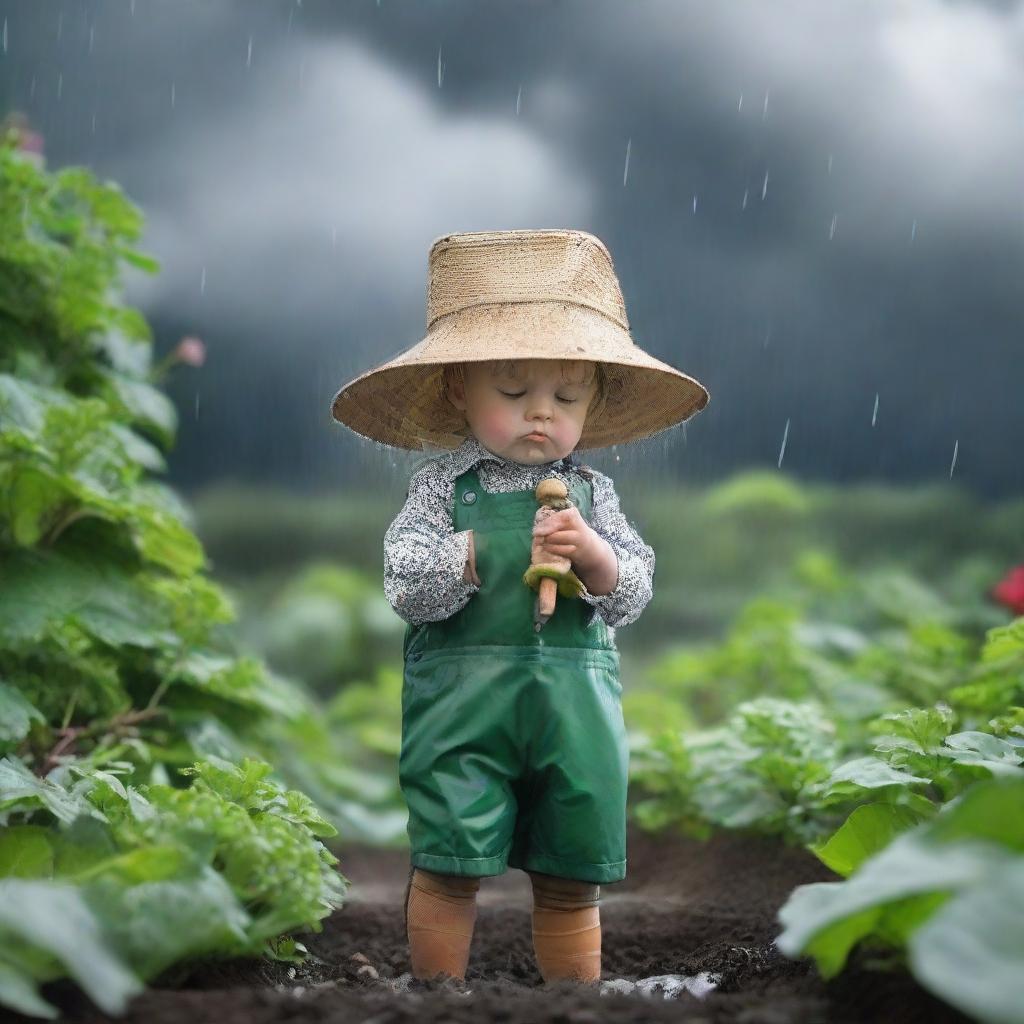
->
[2,0,1020,496]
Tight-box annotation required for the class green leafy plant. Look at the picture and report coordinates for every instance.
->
[0,129,354,1016]
[776,776,1024,1024]
[0,754,346,1017]
[631,696,844,844]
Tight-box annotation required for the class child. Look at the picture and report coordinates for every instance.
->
[330,229,709,986]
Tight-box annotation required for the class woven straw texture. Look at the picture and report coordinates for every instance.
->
[331,229,709,451]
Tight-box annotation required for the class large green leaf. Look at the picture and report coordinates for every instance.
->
[810,803,924,878]
[909,860,1024,1024]
[83,867,251,980]
[0,879,142,1017]
[95,369,177,450]
[776,832,1007,977]
[0,826,53,878]
[777,778,1024,977]
[0,545,175,648]
[0,682,45,744]
[939,731,1023,777]
[825,756,930,793]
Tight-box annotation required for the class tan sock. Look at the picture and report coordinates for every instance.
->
[530,872,602,983]
[406,868,480,981]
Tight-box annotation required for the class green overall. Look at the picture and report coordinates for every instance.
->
[399,466,629,885]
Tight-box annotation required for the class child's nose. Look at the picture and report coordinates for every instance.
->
[526,396,555,422]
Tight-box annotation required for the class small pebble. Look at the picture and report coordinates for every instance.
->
[357,965,380,981]
[350,952,371,965]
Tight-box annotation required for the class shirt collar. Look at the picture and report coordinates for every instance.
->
[445,435,573,479]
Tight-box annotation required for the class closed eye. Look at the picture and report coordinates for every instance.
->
[497,390,577,403]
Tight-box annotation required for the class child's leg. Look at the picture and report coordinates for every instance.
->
[528,871,601,983]
[406,867,481,981]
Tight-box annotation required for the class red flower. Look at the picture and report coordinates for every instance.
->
[992,565,1024,616]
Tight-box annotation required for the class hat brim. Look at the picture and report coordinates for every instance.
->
[330,301,710,451]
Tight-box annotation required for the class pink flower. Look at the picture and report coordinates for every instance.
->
[174,336,206,367]
[992,565,1024,616]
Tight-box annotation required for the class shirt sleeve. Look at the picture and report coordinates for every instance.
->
[577,469,655,629]
[383,460,481,625]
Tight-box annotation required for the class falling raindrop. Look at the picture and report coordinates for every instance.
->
[247,35,253,67]
[777,418,790,468]
[89,24,95,54]
[682,421,687,444]
[195,392,200,421]
[829,214,837,240]
[91,111,96,134]
[761,169,768,200]
[57,71,62,100]
[287,7,294,35]
[623,137,631,187]
[200,267,206,295]
[437,45,445,88]
[737,93,743,112]
[741,188,748,210]
[949,439,958,478]
[3,18,7,54]
[130,0,135,15]
[762,88,769,120]
[871,393,879,426]
[170,82,176,108]
[57,12,62,43]
[516,84,522,116]
[692,194,697,214]
[910,219,917,243]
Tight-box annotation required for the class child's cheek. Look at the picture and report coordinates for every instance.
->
[480,409,515,444]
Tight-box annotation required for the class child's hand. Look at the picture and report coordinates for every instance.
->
[533,507,618,595]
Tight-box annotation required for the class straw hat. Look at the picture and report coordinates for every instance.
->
[330,228,709,451]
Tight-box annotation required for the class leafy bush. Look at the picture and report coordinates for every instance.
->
[776,776,1024,1024]
[0,754,345,1016]
[626,537,1024,1021]
[0,131,352,1016]
[630,578,1023,844]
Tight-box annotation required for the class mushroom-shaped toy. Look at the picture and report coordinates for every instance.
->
[522,478,586,631]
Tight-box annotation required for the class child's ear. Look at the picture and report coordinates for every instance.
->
[444,365,467,411]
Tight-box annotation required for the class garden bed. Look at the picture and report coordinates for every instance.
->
[34,824,971,1024]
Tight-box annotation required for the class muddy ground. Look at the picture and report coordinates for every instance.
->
[31,823,970,1024]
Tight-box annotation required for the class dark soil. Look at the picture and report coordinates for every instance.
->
[31,824,972,1024]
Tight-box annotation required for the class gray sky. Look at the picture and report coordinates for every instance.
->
[2,0,1022,497]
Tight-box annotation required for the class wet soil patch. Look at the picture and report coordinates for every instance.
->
[30,824,971,1024]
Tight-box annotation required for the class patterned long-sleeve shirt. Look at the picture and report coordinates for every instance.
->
[383,435,655,633]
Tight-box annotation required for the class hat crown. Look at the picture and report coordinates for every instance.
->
[427,229,629,334]
[330,226,710,451]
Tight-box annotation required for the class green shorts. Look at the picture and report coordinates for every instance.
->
[399,644,628,885]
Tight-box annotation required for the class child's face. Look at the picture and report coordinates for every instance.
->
[446,359,599,465]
